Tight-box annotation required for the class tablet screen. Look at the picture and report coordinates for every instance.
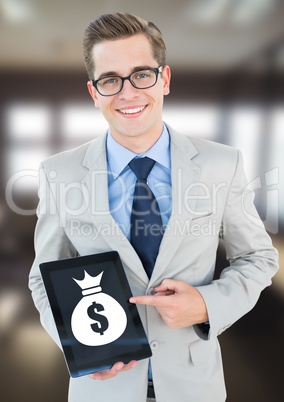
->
[40,251,152,377]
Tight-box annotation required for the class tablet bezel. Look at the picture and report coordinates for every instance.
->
[39,251,152,377]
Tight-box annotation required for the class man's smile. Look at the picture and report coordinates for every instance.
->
[117,105,147,115]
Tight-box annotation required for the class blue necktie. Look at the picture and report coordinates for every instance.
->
[129,157,163,277]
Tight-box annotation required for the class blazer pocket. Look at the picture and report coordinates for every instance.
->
[189,339,216,366]
[185,212,216,236]
[191,212,213,221]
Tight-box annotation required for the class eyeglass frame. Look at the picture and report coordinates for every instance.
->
[91,66,164,96]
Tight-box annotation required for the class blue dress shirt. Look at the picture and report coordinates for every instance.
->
[107,124,172,238]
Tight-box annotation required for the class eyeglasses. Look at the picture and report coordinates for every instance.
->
[92,66,163,96]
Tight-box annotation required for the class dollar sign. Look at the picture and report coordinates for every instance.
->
[87,301,109,336]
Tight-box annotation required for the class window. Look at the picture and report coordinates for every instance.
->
[60,104,107,145]
[226,105,263,180]
[163,103,220,140]
[4,103,52,191]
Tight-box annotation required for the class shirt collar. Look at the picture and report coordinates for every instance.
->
[106,123,170,179]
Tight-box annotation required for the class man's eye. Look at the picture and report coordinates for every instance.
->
[99,77,118,86]
[135,72,150,79]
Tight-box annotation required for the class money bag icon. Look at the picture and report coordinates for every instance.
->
[71,271,127,346]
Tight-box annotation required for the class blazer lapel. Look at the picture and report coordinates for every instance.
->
[150,127,200,284]
[81,135,149,284]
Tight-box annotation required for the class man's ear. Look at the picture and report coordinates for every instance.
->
[162,65,171,96]
[87,81,99,108]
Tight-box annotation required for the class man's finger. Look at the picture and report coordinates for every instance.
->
[155,278,184,293]
[129,295,154,305]
[129,294,171,306]
[89,361,138,381]
[89,362,124,380]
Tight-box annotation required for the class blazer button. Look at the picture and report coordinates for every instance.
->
[150,341,159,351]
[147,288,156,295]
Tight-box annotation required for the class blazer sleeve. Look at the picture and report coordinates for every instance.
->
[195,150,279,340]
[28,164,77,348]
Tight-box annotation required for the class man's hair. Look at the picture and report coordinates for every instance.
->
[83,12,167,80]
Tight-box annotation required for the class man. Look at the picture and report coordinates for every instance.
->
[29,12,278,402]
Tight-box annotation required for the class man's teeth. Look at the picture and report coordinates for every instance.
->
[120,107,144,114]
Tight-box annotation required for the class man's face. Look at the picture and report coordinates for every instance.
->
[87,34,171,149]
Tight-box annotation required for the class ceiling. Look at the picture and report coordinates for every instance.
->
[1,0,284,72]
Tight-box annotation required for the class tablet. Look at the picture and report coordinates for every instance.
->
[39,251,152,378]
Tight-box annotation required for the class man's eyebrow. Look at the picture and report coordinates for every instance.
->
[97,71,118,80]
[96,66,155,80]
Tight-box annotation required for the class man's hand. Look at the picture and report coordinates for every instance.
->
[129,279,208,329]
[89,361,138,381]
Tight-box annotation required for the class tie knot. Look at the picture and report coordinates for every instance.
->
[129,157,156,181]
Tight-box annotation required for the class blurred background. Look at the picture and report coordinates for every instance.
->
[0,1,283,401]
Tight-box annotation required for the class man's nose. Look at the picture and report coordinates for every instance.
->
[118,79,139,99]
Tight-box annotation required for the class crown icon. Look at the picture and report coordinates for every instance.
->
[73,271,104,296]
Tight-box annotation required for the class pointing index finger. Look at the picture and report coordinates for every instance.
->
[129,295,154,305]
[129,294,169,307]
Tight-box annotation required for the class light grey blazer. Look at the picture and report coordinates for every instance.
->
[29,126,278,402]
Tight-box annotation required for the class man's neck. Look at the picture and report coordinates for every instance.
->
[121,136,161,154]
[109,125,163,155]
